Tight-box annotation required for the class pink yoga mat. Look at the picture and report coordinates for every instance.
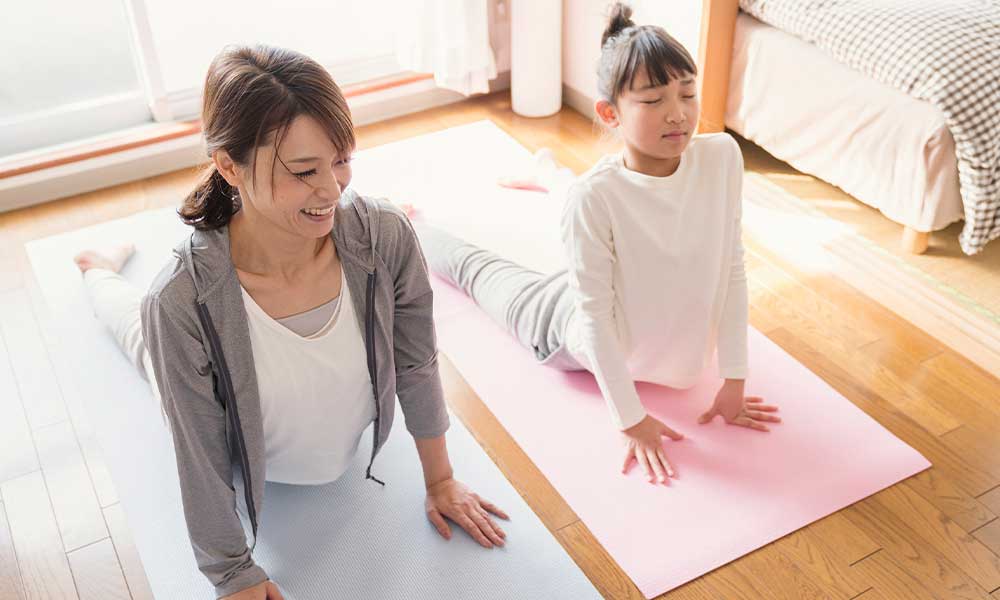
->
[430,277,930,597]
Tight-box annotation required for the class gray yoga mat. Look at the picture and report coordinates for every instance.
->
[26,207,601,600]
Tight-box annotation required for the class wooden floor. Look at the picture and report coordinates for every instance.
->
[1,92,999,599]
[732,133,1000,318]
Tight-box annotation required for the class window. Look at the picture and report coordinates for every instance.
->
[0,0,149,155]
[2,0,404,158]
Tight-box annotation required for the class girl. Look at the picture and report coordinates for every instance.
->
[75,45,508,600]
[417,3,780,487]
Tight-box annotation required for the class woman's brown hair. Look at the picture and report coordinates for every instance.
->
[597,3,698,106]
[179,45,355,230]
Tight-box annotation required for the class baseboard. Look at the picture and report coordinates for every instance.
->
[0,134,204,213]
[562,84,596,121]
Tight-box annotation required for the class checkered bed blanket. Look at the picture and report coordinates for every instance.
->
[740,0,1000,254]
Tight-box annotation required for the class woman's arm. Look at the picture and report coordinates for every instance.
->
[141,292,268,598]
[384,207,509,546]
[386,211,450,438]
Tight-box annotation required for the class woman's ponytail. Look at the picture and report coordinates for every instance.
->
[178,165,238,231]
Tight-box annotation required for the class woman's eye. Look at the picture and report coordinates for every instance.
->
[294,169,317,178]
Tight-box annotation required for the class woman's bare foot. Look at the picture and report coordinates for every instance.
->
[400,203,419,220]
[497,148,561,193]
[74,243,136,274]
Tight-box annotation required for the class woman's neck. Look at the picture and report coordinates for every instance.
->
[622,144,682,178]
[229,209,331,283]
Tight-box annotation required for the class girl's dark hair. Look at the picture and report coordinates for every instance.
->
[179,45,355,230]
[597,2,698,105]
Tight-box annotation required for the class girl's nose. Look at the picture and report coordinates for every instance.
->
[665,105,686,124]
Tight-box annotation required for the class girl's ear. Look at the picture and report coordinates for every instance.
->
[595,99,620,128]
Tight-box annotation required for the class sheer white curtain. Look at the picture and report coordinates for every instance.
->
[394,0,498,96]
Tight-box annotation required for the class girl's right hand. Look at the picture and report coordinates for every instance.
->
[621,415,684,484]
[222,580,284,600]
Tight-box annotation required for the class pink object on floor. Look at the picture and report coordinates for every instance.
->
[430,277,930,597]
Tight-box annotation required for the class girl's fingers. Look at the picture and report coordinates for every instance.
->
[734,416,770,432]
[746,396,766,403]
[661,425,685,441]
[635,447,654,482]
[622,448,637,474]
[697,409,716,425]
[656,448,677,479]
[746,410,782,423]
[646,447,667,483]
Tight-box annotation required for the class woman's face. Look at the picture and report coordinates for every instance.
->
[602,68,700,165]
[238,115,354,240]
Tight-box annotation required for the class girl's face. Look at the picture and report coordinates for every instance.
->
[597,68,700,173]
[228,115,354,240]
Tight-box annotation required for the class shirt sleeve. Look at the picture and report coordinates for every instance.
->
[140,292,268,599]
[385,208,450,439]
[561,183,647,430]
[716,139,750,380]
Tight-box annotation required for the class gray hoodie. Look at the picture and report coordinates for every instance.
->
[140,190,450,598]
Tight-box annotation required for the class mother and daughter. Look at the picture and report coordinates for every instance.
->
[73,4,778,598]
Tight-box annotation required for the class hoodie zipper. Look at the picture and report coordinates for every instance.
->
[195,302,259,547]
[364,271,385,486]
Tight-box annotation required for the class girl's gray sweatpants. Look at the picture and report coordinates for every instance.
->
[416,224,584,371]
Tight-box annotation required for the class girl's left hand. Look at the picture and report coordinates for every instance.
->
[425,478,509,548]
[698,381,781,431]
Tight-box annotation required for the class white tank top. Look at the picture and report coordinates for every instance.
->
[241,270,375,484]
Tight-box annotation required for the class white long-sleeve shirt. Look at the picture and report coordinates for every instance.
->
[561,133,749,430]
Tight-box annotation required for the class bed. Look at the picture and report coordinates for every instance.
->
[717,1,1000,255]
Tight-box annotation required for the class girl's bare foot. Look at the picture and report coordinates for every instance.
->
[74,243,136,274]
[497,148,561,193]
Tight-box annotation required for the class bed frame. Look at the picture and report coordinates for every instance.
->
[697,0,931,254]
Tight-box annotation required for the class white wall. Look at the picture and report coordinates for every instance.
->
[562,0,703,108]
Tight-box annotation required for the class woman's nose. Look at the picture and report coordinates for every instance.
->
[315,170,342,202]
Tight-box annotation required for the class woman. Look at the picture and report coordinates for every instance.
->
[75,45,507,600]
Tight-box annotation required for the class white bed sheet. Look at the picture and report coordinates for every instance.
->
[726,12,963,232]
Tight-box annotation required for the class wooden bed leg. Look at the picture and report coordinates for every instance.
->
[697,0,740,134]
[901,227,930,254]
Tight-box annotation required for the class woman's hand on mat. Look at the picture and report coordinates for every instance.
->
[621,415,684,484]
[425,478,509,549]
[222,580,284,600]
[698,380,781,432]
